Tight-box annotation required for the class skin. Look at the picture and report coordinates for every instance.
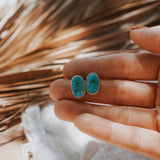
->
[49,25,160,159]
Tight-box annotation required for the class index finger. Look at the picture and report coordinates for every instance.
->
[63,53,160,80]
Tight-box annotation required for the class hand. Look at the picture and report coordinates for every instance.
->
[49,25,160,160]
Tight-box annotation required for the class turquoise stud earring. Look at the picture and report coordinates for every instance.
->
[86,72,99,95]
[71,75,85,98]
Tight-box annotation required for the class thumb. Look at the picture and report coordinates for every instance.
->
[130,25,160,54]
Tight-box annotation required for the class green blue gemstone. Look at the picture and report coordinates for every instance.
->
[86,72,99,95]
[71,75,85,98]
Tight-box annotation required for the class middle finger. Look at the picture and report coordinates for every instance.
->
[49,79,156,108]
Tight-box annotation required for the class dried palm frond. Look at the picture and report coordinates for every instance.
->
[0,0,160,133]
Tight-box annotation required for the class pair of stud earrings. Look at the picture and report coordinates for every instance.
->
[71,72,100,98]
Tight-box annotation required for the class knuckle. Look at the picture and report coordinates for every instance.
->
[131,128,142,152]
[155,36,160,53]
[119,55,133,79]
[114,81,129,105]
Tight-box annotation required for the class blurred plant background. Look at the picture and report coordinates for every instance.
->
[0,0,160,139]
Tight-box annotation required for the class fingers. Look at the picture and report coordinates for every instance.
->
[130,25,160,54]
[63,52,160,80]
[55,100,158,131]
[155,68,160,129]
[49,79,156,107]
[74,113,160,159]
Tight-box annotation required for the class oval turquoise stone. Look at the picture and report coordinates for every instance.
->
[71,76,85,98]
[86,72,99,95]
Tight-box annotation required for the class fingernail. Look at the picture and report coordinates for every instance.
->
[130,25,148,31]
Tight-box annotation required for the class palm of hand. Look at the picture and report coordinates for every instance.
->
[49,26,160,160]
